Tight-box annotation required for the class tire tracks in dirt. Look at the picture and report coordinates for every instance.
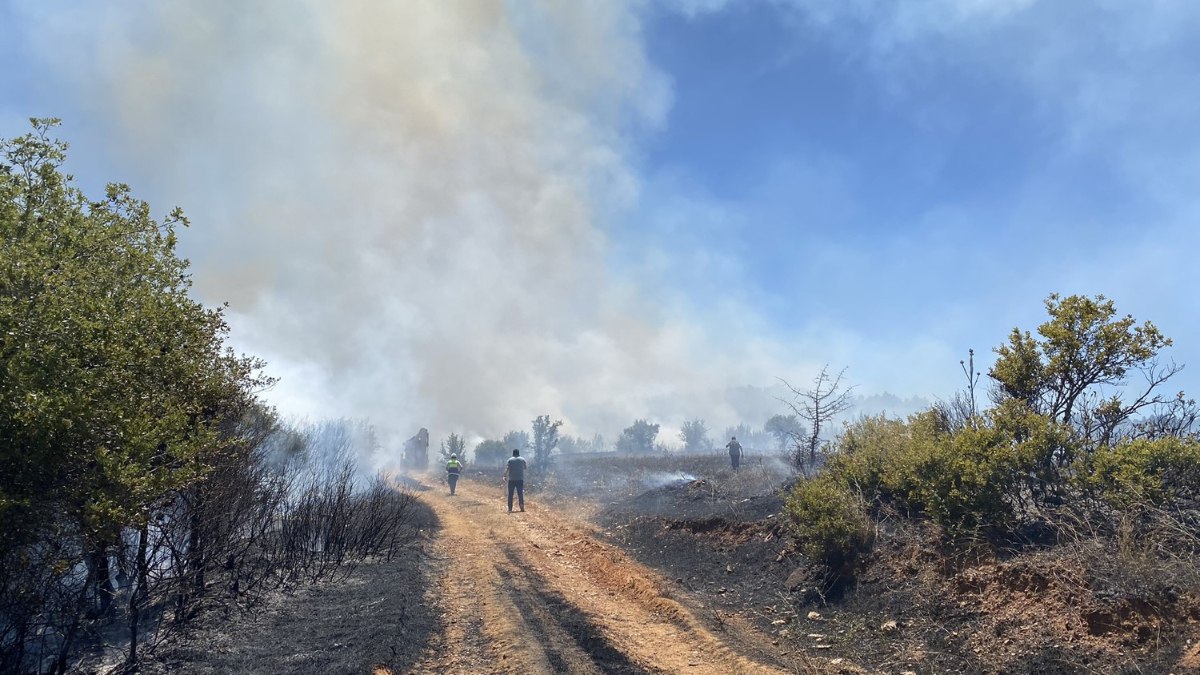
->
[406,475,804,674]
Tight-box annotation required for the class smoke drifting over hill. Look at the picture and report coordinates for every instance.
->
[9,1,853,447]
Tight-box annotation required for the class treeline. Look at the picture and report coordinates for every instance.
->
[786,294,1200,584]
[0,122,416,673]
[465,415,565,469]
[457,415,805,469]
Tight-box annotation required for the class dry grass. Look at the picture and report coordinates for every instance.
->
[1056,503,1200,613]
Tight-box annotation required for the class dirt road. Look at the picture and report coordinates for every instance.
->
[404,475,796,675]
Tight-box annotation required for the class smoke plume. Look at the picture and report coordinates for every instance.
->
[12,1,819,452]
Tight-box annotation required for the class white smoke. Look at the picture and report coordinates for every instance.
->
[642,471,697,489]
[8,1,827,454]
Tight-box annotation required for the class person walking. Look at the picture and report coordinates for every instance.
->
[504,449,527,512]
[446,453,463,495]
[726,436,743,472]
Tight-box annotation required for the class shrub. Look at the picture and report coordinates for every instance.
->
[1076,437,1200,507]
[784,477,873,571]
[825,415,912,500]
[990,398,1072,491]
[819,406,1079,535]
[825,412,1007,530]
[893,425,1022,532]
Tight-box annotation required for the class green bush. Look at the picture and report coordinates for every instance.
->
[825,415,913,500]
[893,425,1022,532]
[784,476,873,570]
[989,398,1072,489]
[819,406,1076,535]
[826,412,1017,531]
[790,401,1199,549]
[1076,437,1200,507]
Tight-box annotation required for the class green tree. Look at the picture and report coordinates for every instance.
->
[531,415,562,469]
[558,434,605,454]
[764,414,805,453]
[439,433,466,463]
[989,294,1178,445]
[678,419,711,453]
[473,439,508,467]
[616,419,659,454]
[0,120,266,667]
[502,430,530,454]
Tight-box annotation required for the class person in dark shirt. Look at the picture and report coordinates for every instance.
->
[726,436,742,471]
[503,449,527,512]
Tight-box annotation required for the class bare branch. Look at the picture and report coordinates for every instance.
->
[778,365,856,468]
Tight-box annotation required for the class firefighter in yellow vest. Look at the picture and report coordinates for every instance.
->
[446,454,463,495]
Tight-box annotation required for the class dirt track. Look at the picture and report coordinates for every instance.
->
[404,475,793,675]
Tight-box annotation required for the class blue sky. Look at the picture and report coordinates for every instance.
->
[2,1,1198,442]
[623,0,1200,389]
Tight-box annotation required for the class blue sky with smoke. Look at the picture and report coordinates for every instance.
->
[624,0,1200,393]
[2,0,1197,445]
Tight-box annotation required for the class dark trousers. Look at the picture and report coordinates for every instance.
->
[448,473,459,494]
[730,454,740,471]
[507,479,524,511]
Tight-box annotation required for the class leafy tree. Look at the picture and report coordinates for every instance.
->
[0,120,267,667]
[591,433,607,452]
[531,415,562,469]
[719,423,772,456]
[678,419,711,453]
[990,294,1179,446]
[502,430,530,454]
[439,433,466,463]
[1,119,261,548]
[558,434,606,454]
[473,439,508,467]
[616,419,659,454]
[764,414,805,453]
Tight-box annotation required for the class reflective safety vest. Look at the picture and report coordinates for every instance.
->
[447,459,461,474]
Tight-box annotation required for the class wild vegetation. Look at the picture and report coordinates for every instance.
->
[0,122,417,673]
[784,294,1200,601]
[616,419,661,454]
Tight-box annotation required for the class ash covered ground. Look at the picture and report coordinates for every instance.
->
[525,452,1200,674]
[137,451,1199,675]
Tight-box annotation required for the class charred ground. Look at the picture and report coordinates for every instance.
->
[545,452,1200,674]
[138,494,441,675]
[134,451,1199,675]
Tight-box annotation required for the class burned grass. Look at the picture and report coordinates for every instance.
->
[137,498,441,675]
[832,521,1200,674]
